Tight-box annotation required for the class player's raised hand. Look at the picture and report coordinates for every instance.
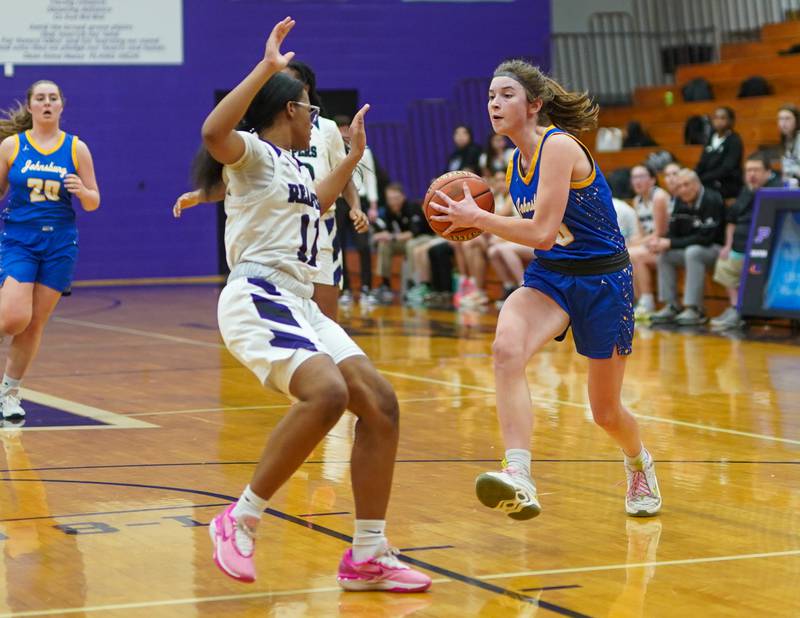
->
[264,17,296,71]
[348,104,370,158]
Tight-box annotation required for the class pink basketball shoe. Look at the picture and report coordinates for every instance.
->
[337,547,431,592]
[208,504,257,583]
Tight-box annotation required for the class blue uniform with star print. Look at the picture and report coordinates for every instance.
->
[1,131,80,292]
[507,125,634,359]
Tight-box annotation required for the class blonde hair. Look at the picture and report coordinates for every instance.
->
[0,80,65,141]
[494,60,598,134]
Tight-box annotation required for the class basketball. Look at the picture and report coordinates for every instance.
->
[423,171,494,241]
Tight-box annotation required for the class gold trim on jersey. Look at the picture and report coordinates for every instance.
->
[515,125,552,186]
[560,133,597,189]
[25,130,66,156]
[7,134,20,165]
[71,136,80,170]
[505,154,515,191]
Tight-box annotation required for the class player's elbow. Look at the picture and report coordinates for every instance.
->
[200,121,225,147]
[536,232,558,251]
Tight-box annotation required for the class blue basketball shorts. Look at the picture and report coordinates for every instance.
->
[0,224,79,293]
[523,260,634,359]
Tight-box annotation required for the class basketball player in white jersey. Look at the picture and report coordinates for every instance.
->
[172,66,366,320]
[195,17,430,592]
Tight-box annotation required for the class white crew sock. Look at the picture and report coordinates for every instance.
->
[231,485,268,524]
[352,519,387,562]
[505,449,531,477]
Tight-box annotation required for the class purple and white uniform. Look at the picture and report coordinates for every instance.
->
[217,131,363,394]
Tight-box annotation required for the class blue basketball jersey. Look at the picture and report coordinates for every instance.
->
[4,131,79,226]
[506,125,625,261]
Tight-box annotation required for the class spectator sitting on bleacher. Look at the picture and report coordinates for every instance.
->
[372,183,432,304]
[710,152,781,331]
[777,105,800,182]
[662,161,681,210]
[446,125,483,174]
[695,106,743,199]
[485,170,534,309]
[627,164,671,319]
[647,169,724,326]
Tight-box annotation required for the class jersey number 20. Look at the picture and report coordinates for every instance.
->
[27,178,61,202]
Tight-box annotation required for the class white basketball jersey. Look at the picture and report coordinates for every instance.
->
[223,131,321,285]
[293,117,346,220]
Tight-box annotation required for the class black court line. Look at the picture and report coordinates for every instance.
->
[126,522,161,527]
[55,294,123,318]
[0,501,229,523]
[400,545,455,552]
[0,478,592,618]
[523,585,582,592]
[2,458,799,474]
[297,511,350,517]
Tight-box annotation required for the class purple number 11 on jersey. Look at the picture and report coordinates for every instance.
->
[297,214,320,267]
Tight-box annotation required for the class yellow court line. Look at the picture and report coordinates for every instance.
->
[128,394,494,417]
[479,548,800,581]
[53,319,800,446]
[0,580,453,617]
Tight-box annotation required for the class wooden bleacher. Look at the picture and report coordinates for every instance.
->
[592,19,800,173]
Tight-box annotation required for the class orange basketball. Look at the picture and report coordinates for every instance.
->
[423,171,494,241]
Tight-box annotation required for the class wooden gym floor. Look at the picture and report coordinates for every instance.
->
[0,285,798,617]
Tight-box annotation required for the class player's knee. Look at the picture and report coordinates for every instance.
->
[0,309,32,336]
[310,376,349,427]
[590,405,622,431]
[372,377,399,427]
[350,373,399,429]
[492,334,525,372]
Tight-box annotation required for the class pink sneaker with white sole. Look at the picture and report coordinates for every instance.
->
[209,504,257,583]
[337,547,431,592]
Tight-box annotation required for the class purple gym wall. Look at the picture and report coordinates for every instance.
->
[0,0,550,281]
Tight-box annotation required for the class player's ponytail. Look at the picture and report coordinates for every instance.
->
[494,60,598,134]
[193,73,305,194]
[0,102,32,141]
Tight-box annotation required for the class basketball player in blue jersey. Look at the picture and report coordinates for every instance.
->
[0,80,100,421]
[430,59,661,519]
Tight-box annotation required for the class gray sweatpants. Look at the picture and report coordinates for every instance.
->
[657,244,720,309]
